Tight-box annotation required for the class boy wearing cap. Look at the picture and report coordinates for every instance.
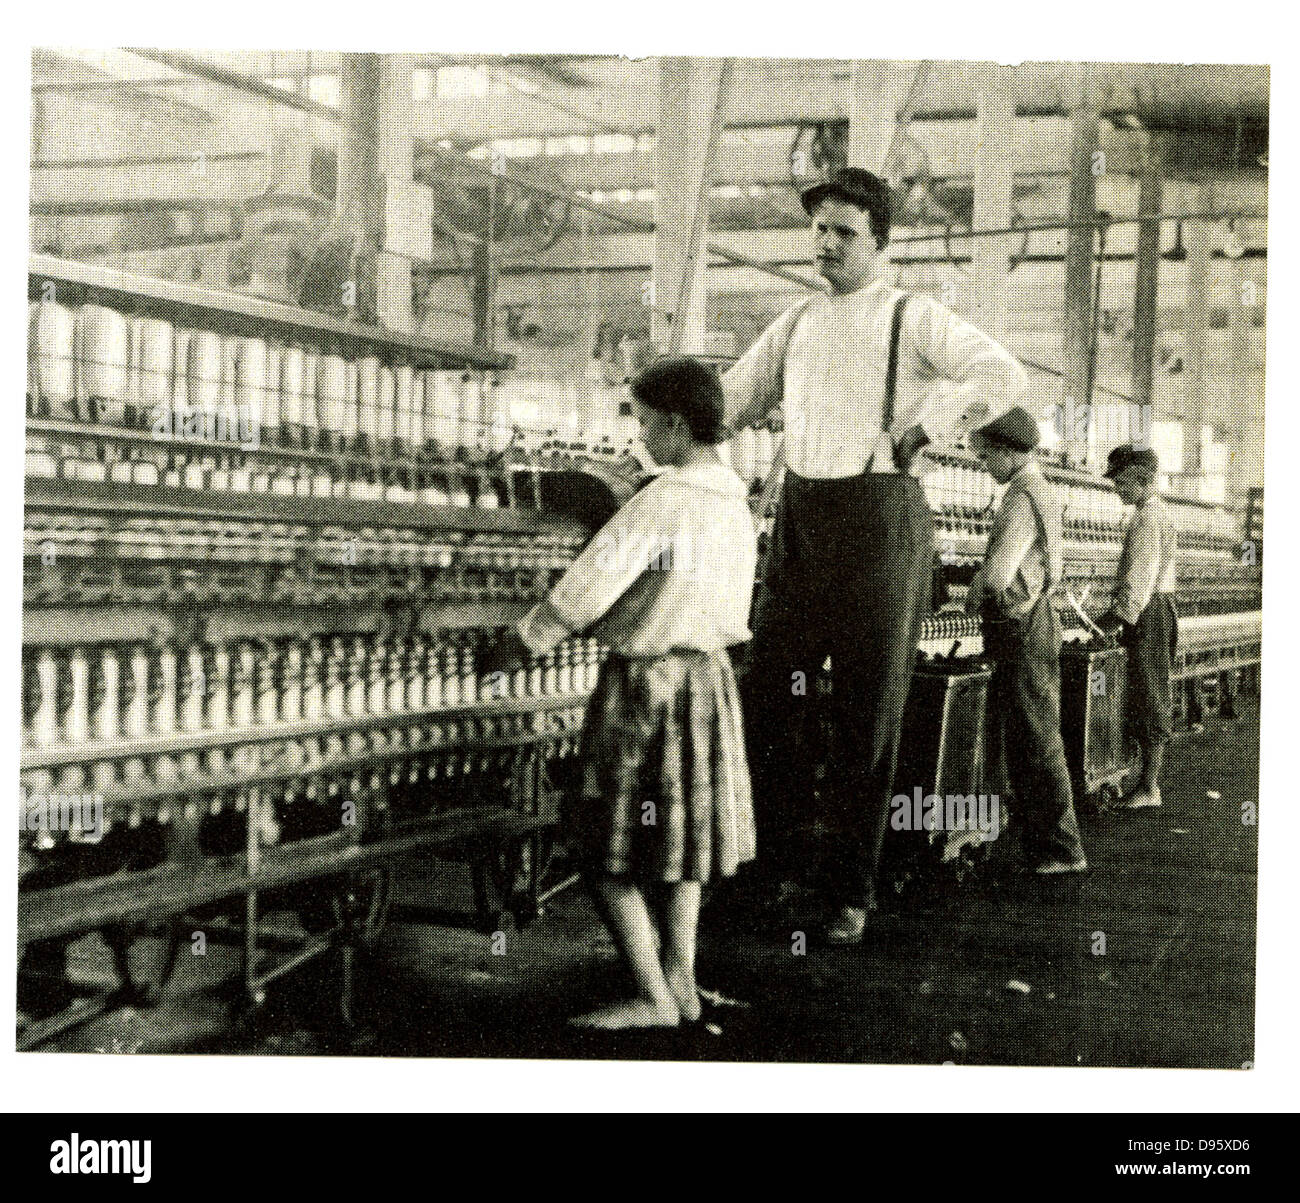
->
[1098,445,1177,809]
[968,406,1088,874]
[723,168,1029,943]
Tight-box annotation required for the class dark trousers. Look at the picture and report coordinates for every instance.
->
[1123,593,1178,751]
[983,596,1087,866]
[740,470,933,908]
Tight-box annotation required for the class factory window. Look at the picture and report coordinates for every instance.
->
[543,135,593,157]
[592,133,636,155]
[437,65,492,100]
[413,68,434,102]
[497,137,542,159]
[266,77,297,93]
[537,133,644,158]
[468,137,547,161]
[306,74,340,108]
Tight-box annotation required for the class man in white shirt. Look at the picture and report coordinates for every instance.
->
[723,168,1029,944]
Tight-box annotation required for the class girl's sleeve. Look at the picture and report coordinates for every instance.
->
[516,484,678,656]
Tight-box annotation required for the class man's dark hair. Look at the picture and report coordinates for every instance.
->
[631,357,728,444]
[800,168,893,250]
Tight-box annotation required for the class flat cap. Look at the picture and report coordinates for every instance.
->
[1104,444,1160,478]
[972,405,1041,453]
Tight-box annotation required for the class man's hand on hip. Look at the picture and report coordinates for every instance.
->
[1096,610,1129,640]
[893,424,931,472]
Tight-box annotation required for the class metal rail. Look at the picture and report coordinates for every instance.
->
[21,692,588,771]
[22,476,574,536]
[19,807,548,943]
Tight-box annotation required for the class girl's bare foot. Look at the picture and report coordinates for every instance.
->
[567,998,680,1029]
[663,965,701,1022]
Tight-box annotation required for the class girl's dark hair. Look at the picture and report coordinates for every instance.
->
[630,357,728,444]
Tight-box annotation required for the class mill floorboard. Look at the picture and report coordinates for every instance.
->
[38,704,1257,1068]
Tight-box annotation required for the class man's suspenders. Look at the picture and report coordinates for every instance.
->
[881,292,909,437]
[755,287,909,513]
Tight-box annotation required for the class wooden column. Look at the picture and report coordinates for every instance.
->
[375,54,415,333]
[1225,238,1253,502]
[1131,129,1162,446]
[848,60,923,284]
[30,92,47,208]
[651,57,730,356]
[1062,98,1099,466]
[848,61,921,175]
[267,125,315,196]
[1183,182,1215,477]
[970,69,1015,342]
[470,234,496,350]
[337,53,415,331]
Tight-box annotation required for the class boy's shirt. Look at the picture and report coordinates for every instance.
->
[517,460,758,658]
[969,460,1063,620]
[1114,495,1178,625]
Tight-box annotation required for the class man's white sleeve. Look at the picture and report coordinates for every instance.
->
[721,304,802,431]
[899,293,1030,447]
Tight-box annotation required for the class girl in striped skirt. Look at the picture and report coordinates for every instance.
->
[487,358,758,1028]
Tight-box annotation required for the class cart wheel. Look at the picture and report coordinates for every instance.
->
[295,883,343,937]
[105,921,184,1007]
[950,843,987,885]
[471,842,518,933]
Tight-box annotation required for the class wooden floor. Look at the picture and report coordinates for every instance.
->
[36,703,1257,1068]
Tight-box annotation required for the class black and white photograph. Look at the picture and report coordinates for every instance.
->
[6,14,1287,1135]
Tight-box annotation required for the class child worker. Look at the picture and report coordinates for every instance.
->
[483,357,758,1029]
[1096,444,1178,809]
[966,405,1089,875]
